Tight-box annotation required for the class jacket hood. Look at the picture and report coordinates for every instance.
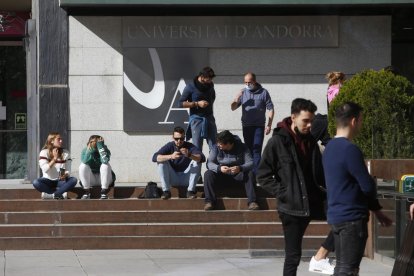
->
[274,117,316,160]
[246,83,264,94]
[273,117,295,138]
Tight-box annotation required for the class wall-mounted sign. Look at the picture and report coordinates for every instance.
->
[15,113,26,130]
[122,16,338,133]
[123,16,338,48]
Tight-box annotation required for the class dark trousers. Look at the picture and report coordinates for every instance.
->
[33,177,78,196]
[242,126,264,175]
[321,230,335,252]
[331,218,368,276]
[203,170,257,205]
[279,212,311,276]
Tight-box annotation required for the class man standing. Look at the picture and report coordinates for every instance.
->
[323,102,392,275]
[179,66,217,153]
[204,130,259,211]
[152,126,205,199]
[231,72,274,174]
[257,98,327,276]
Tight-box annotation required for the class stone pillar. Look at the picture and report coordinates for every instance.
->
[28,0,69,181]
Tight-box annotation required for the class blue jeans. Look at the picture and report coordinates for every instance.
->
[190,115,217,152]
[32,177,78,197]
[157,160,201,192]
[331,217,368,276]
[242,126,265,175]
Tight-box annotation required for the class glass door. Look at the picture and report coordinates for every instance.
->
[0,45,27,179]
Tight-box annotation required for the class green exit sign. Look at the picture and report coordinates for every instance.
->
[15,113,27,130]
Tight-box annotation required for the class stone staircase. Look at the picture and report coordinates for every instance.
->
[0,185,330,250]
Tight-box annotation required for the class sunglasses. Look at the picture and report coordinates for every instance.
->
[173,137,185,141]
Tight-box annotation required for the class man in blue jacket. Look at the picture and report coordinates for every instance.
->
[179,66,217,153]
[204,130,259,211]
[323,102,392,275]
[153,126,205,199]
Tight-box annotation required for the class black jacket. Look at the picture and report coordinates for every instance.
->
[257,127,326,219]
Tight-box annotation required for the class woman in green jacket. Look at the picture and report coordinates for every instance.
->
[79,135,116,199]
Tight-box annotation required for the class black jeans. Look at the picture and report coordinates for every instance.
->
[321,230,335,252]
[279,212,311,276]
[203,170,257,205]
[331,218,368,276]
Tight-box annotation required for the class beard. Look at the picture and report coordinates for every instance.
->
[294,126,310,137]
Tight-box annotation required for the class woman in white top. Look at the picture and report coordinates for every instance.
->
[32,132,77,199]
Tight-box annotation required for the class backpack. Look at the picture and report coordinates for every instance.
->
[139,181,161,199]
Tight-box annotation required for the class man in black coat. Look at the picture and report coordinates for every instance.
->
[257,98,326,276]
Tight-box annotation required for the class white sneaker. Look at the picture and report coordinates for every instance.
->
[81,193,90,200]
[41,192,54,200]
[62,192,68,199]
[309,256,335,275]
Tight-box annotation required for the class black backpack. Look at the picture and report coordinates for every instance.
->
[139,181,161,199]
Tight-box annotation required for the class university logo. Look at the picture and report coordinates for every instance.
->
[123,48,208,133]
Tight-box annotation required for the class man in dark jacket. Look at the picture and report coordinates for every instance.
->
[152,126,206,199]
[204,130,259,211]
[179,66,217,153]
[257,98,326,276]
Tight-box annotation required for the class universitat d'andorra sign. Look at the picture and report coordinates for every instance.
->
[122,16,338,132]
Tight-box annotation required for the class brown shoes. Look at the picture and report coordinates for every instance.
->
[248,202,260,211]
[204,202,213,211]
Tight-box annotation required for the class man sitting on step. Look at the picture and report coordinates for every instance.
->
[203,130,259,211]
[152,126,205,200]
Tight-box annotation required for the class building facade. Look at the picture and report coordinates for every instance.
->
[1,0,413,183]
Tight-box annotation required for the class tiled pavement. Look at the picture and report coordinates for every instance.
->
[0,250,394,276]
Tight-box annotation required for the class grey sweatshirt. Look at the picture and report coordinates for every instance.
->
[207,136,253,173]
[237,84,273,127]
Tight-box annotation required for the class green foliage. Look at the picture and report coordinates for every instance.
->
[328,69,414,158]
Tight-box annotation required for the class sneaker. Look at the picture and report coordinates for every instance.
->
[41,192,55,200]
[100,193,108,200]
[161,191,171,200]
[62,192,68,199]
[53,194,64,200]
[204,202,213,211]
[186,191,197,199]
[309,256,335,275]
[248,202,260,211]
[81,193,90,200]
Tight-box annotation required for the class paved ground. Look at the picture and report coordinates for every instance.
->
[0,250,393,276]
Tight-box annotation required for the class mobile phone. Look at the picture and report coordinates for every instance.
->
[59,168,65,177]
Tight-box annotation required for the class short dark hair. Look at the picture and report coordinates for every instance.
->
[335,102,363,128]
[198,67,215,79]
[216,130,235,144]
[291,98,317,115]
[173,126,185,135]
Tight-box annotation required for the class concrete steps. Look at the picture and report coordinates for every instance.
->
[0,185,331,250]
